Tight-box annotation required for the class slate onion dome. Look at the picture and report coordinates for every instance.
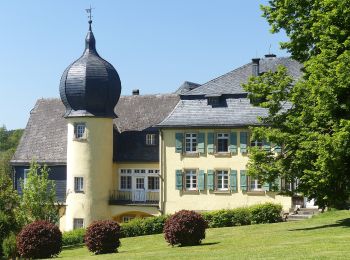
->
[59,20,121,118]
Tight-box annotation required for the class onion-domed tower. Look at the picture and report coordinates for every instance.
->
[59,19,121,231]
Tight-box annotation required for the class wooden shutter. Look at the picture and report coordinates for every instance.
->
[207,170,214,190]
[240,132,248,154]
[263,182,270,191]
[274,177,281,191]
[263,140,271,152]
[198,170,205,191]
[175,133,183,153]
[229,132,238,154]
[230,170,237,192]
[207,133,215,154]
[197,133,205,155]
[240,170,247,191]
[274,144,282,154]
[175,170,183,190]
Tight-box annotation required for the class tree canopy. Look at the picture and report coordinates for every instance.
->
[243,0,350,209]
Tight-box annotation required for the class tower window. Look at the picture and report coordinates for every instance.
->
[73,218,84,229]
[146,134,156,145]
[74,123,86,139]
[74,177,84,192]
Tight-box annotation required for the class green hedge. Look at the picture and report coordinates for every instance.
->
[60,203,282,246]
[62,228,85,247]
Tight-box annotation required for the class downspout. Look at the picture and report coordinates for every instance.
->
[159,129,165,215]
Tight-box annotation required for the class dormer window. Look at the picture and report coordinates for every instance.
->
[74,123,86,139]
[207,97,220,106]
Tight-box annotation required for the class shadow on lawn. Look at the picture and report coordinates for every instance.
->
[288,218,350,231]
[178,242,220,248]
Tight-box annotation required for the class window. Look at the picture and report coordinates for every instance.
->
[185,169,197,190]
[185,133,197,153]
[250,140,263,148]
[74,177,84,192]
[146,134,156,145]
[74,123,86,139]
[122,216,135,223]
[136,177,145,189]
[216,170,229,190]
[120,176,132,190]
[207,97,220,106]
[23,169,30,187]
[73,218,84,229]
[217,133,229,153]
[148,176,159,190]
[249,179,262,191]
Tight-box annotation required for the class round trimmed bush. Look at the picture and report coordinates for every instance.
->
[84,220,121,254]
[16,221,62,259]
[163,210,207,246]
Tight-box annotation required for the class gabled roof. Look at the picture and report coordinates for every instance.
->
[185,57,302,96]
[157,97,268,128]
[174,81,201,95]
[12,94,180,164]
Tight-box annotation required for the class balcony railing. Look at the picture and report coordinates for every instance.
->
[109,190,159,206]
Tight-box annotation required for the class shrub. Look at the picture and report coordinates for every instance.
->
[2,232,17,259]
[250,203,283,224]
[62,228,85,246]
[85,220,121,254]
[231,207,251,226]
[120,215,168,238]
[163,210,207,246]
[16,221,62,259]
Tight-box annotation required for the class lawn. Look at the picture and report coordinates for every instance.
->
[59,210,350,260]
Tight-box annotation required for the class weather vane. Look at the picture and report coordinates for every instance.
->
[85,5,94,22]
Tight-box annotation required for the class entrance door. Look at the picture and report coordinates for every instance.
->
[133,177,146,202]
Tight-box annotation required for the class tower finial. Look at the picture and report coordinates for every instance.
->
[85,5,94,31]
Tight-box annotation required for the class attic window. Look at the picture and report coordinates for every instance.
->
[207,97,220,106]
[146,134,156,146]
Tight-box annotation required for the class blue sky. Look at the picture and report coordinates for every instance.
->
[0,1,289,130]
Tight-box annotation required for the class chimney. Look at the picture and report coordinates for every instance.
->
[132,89,139,95]
[252,58,260,76]
[265,53,277,58]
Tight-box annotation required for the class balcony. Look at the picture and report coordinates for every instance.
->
[109,190,159,206]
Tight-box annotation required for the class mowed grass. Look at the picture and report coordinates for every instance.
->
[59,210,350,260]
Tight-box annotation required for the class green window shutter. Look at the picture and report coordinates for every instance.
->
[263,140,271,152]
[175,133,183,153]
[197,133,205,155]
[207,170,214,190]
[175,170,183,190]
[274,144,282,154]
[240,170,247,191]
[198,170,205,191]
[240,132,248,154]
[263,182,270,191]
[229,132,238,154]
[274,177,281,191]
[207,133,215,154]
[230,170,237,192]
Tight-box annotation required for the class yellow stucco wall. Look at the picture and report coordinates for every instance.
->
[65,117,114,231]
[160,129,292,214]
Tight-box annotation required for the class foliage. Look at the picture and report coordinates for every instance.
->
[120,215,168,238]
[243,0,350,209]
[16,220,62,259]
[2,232,17,260]
[0,125,23,153]
[163,210,207,246]
[19,161,59,225]
[62,228,85,246]
[85,220,121,255]
[250,203,283,224]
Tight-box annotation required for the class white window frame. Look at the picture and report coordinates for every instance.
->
[146,134,156,145]
[23,169,30,187]
[120,175,132,190]
[185,169,197,191]
[74,177,84,192]
[74,123,86,139]
[122,216,135,223]
[250,140,263,148]
[217,133,229,153]
[73,218,84,229]
[216,170,229,191]
[250,178,262,191]
[148,176,160,190]
[185,133,197,153]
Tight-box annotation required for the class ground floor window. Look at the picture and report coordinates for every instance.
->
[122,216,135,223]
[216,170,229,190]
[185,169,197,190]
[148,176,159,190]
[120,175,132,190]
[73,218,84,229]
[74,177,84,192]
[249,179,262,191]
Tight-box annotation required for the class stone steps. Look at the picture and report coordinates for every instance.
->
[286,208,320,221]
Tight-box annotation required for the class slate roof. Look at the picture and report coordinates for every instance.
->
[12,94,180,164]
[158,57,302,128]
[174,81,201,95]
[185,57,302,96]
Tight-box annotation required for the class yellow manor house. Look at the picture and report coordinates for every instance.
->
[11,21,305,231]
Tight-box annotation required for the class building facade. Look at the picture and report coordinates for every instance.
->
[11,22,303,231]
